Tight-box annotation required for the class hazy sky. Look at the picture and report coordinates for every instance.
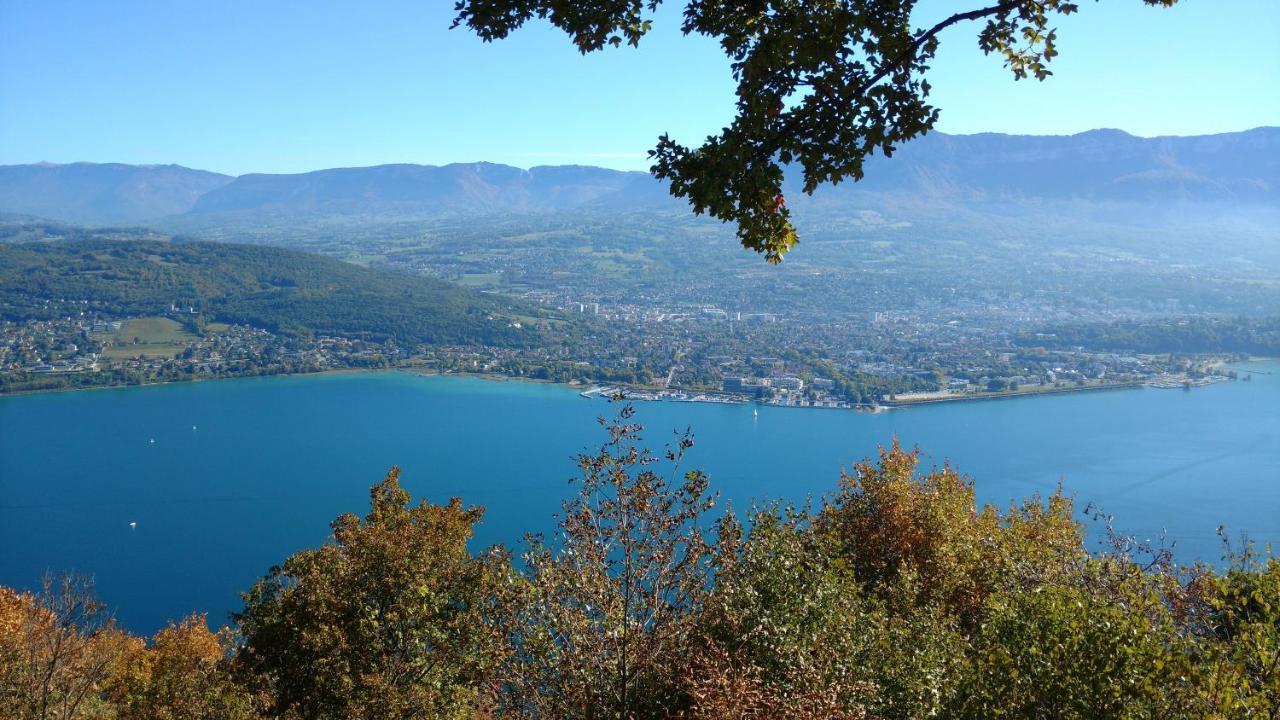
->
[2,0,1277,174]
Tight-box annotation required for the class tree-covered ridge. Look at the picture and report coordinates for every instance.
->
[3,410,1278,719]
[0,225,571,348]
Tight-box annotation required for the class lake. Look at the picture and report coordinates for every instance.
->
[3,361,1278,633]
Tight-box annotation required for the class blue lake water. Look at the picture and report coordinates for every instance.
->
[2,362,1278,633]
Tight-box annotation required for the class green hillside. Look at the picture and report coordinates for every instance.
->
[0,223,567,348]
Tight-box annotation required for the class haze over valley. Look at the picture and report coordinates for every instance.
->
[4,128,1277,402]
[6,1,1280,714]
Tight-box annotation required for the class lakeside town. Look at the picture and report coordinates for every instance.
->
[0,309,1246,407]
[578,366,1232,412]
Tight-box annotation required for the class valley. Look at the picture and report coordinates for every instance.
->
[2,129,1277,405]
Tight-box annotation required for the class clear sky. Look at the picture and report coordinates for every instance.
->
[1,0,1277,175]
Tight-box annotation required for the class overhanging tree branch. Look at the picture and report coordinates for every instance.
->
[456,0,1180,262]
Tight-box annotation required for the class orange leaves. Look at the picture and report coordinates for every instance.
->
[0,586,32,641]
[0,574,142,720]
[148,614,225,668]
[821,439,1081,618]
[103,614,254,720]
[679,639,873,720]
[236,466,506,720]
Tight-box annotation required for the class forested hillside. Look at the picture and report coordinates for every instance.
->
[0,225,568,348]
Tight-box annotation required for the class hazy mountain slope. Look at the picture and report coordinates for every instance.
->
[0,223,565,347]
[838,127,1279,202]
[2,128,1273,226]
[0,163,232,224]
[185,127,1280,219]
[187,162,674,216]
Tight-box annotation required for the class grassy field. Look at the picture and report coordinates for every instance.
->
[458,272,501,287]
[100,317,196,359]
[509,313,569,331]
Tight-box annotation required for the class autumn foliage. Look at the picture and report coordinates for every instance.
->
[2,407,1278,718]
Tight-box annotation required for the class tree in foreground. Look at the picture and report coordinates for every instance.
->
[687,505,880,719]
[234,468,510,720]
[454,0,1179,262]
[0,573,135,720]
[494,403,720,718]
[818,440,1083,618]
[106,614,256,720]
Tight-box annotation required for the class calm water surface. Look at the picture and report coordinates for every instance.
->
[3,362,1278,632]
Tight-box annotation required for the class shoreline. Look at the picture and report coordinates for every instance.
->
[0,366,390,399]
[3,358,1271,408]
[883,381,1145,407]
[0,366,589,401]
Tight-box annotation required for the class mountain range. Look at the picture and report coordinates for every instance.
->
[3,128,1275,226]
[839,127,1279,203]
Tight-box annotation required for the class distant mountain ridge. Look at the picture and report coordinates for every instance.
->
[189,162,671,216]
[842,127,1279,204]
[0,162,232,224]
[2,128,1275,225]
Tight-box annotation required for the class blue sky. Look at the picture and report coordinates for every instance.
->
[1,0,1277,175]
